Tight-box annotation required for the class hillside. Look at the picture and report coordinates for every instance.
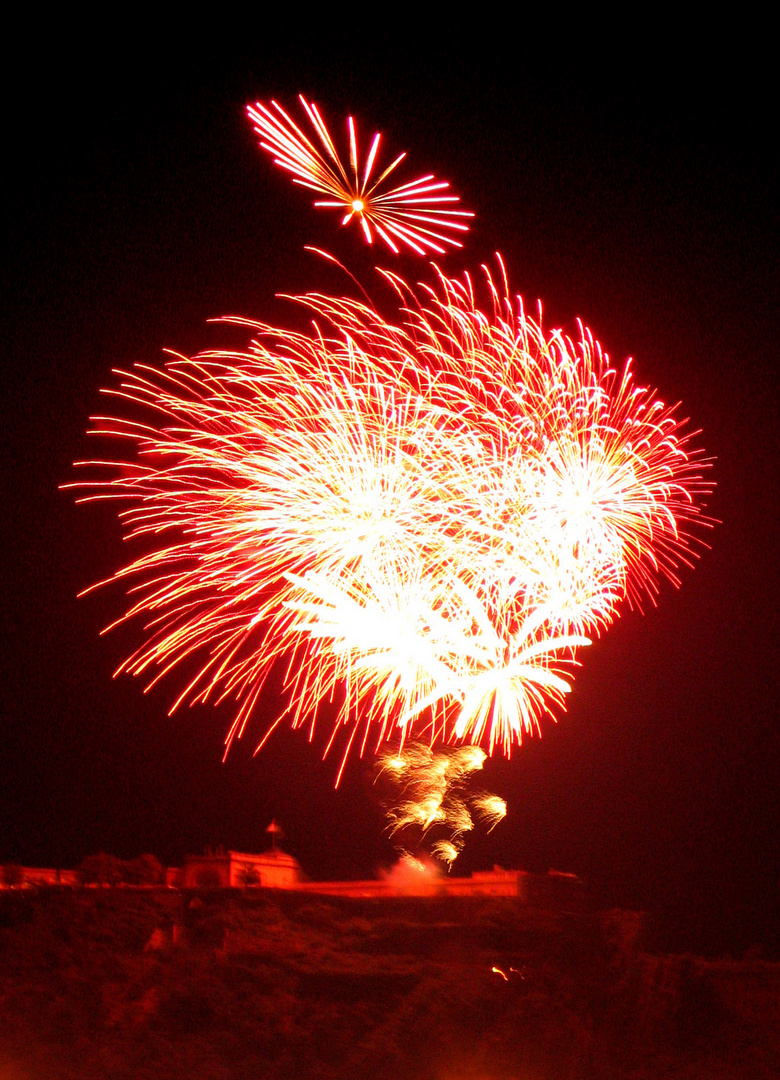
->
[1,888,778,1079]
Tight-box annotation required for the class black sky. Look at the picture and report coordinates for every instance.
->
[3,29,778,956]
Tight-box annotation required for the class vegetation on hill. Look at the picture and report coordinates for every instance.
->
[0,888,777,1079]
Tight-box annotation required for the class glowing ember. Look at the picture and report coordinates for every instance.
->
[69,260,710,779]
[247,96,473,254]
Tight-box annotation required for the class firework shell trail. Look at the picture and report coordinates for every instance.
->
[69,261,711,778]
[247,96,474,255]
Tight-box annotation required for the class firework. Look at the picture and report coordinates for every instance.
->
[69,262,710,776]
[377,742,503,867]
[473,794,508,833]
[247,96,473,255]
[431,841,460,867]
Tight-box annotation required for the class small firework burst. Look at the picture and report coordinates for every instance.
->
[377,742,503,867]
[473,794,508,833]
[247,96,473,255]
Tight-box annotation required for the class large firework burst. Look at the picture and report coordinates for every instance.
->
[247,96,473,255]
[69,261,710,778]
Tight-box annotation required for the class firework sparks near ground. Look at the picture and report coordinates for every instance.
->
[69,258,710,780]
[377,742,506,867]
[247,96,473,254]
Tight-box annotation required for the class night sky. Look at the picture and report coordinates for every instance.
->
[4,30,778,957]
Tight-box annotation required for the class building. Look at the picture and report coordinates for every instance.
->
[292,865,585,903]
[0,866,80,888]
[173,847,302,890]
